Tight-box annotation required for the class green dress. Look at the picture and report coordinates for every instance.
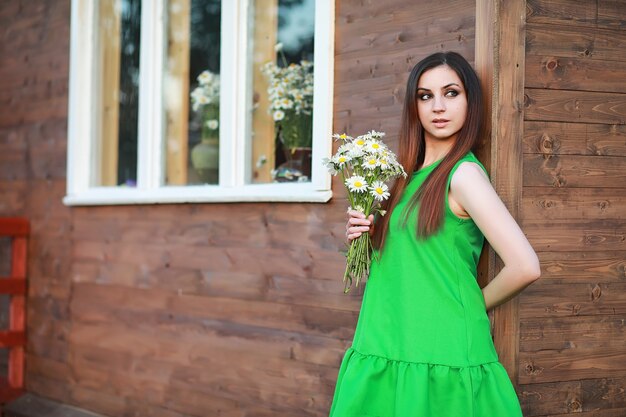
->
[329,152,523,417]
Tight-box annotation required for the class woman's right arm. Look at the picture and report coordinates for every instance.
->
[450,162,541,311]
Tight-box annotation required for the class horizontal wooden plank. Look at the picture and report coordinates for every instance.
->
[522,187,626,220]
[0,180,27,214]
[526,54,626,94]
[526,23,626,62]
[336,0,473,56]
[520,380,582,416]
[519,282,626,318]
[524,88,626,125]
[519,346,626,383]
[520,315,625,352]
[523,219,626,252]
[520,377,626,416]
[70,282,359,341]
[526,0,626,30]
[523,121,626,157]
[72,240,349,282]
[523,154,626,188]
[536,250,626,283]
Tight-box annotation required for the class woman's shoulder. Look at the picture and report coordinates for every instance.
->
[454,151,489,177]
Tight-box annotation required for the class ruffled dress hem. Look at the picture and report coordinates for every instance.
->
[328,347,523,417]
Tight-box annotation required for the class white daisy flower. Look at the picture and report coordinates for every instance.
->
[370,181,390,201]
[362,156,379,170]
[378,158,390,170]
[337,142,354,154]
[332,154,351,167]
[353,137,367,147]
[368,130,386,139]
[348,145,364,159]
[366,140,385,153]
[197,70,214,85]
[206,119,219,130]
[345,175,368,193]
[273,110,285,121]
[274,42,284,52]
[332,133,353,141]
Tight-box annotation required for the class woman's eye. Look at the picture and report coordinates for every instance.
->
[419,93,431,100]
[445,90,459,97]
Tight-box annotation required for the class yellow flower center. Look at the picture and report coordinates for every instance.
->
[368,159,377,165]
[354,181,363,188]
[372,143,380,149]
[340,133,347,139]
[339,157,346,163]
[356,140,365,146]
[376,187,383,194]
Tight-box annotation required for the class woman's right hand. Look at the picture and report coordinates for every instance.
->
[346,210,375,242]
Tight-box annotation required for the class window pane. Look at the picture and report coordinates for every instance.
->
[164,0,221,186]
[95,0,141,187]
[249,0,315,184]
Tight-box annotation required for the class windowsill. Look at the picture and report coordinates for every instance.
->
[63,183,333,206]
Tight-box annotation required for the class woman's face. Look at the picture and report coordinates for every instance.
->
[416,65,468,143]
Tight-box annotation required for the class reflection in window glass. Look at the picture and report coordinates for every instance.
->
[95,0,141,187]
[250,0,315,184]
[164,0,221,185]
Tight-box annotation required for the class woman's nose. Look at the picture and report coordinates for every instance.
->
[432,95,445,112]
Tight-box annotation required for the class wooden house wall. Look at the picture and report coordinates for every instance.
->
[0,0,475,416]
[518,1,626,416]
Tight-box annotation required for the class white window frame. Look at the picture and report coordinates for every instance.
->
[64,0,334,206]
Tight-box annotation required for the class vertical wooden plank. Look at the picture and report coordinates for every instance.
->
[166,0,190,185]
[487,0,526,386]
[251,0,278,183]
[99,0,121,186]
[474,0,495,291]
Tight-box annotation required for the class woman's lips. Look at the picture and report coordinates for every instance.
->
[432,119,449,128]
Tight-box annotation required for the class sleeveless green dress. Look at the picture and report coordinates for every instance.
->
[329,152,523,417]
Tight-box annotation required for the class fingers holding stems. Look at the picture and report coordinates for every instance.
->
[346,210,375,242]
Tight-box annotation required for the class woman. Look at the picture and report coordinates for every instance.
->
[328,52,540,416]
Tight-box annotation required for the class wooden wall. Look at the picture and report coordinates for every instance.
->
[518,1,626,416]
[0,0,475,416]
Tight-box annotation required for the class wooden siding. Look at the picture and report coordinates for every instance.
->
[519,1,626,416]
[0,1,475,416]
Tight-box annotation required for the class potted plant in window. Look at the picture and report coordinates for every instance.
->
[190,70,220,184]
[261,44,314,182]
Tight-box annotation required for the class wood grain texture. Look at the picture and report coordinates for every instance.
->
[519,281,626,319]
[526,0,626,30]
[488,0,526,386]
[526,23,626,63]
[524,121,626,157]
[524,154,626,188]
[525,88,626,125]
[525,54,626,94]
[520,378,626,416]
[536,251,626,283]
[522,187,626,220]
[524,219,626,252]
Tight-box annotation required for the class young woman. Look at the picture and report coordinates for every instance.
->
[328,52,541,416]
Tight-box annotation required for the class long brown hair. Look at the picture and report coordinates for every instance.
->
[372,52,483,250]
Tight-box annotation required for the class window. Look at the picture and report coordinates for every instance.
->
[65,0,334,205]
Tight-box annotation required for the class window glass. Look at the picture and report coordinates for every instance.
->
[249,0,315,184]
[95,0,141,187]
[164,0,221,185]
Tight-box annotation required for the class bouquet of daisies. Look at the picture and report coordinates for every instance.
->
[323,131,406,293]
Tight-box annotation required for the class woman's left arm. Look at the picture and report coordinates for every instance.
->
[450,162,541,311]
